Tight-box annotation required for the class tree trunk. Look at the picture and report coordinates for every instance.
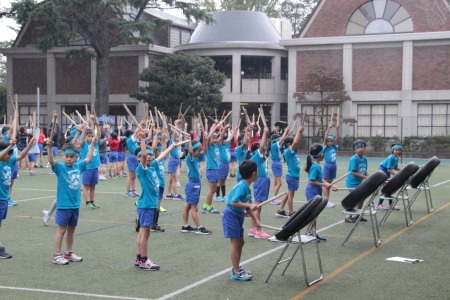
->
[96,54,110,116]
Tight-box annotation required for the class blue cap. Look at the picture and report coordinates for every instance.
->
[137,149,154,157]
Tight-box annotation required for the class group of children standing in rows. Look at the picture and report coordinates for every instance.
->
[0,113,404,282]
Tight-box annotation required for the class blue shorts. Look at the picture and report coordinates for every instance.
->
[158,187,164,201]
[38,143,44,154]
[218,162,229,180]
[127,155,138,172]
[378,166,391,178]
[323,162,337,180]
[11,165,18,180]
[52,146,58,156]
[109,151,118,163]
[286,175,299,191]
[185,179,201,205]
[137,208,157,227]
[82,168,99,185]
[0,200,8,224]
[28,153,36,162]
[118,152,125,162]
[167,157,180,173]
[206,169,219,183]
[305,184,322,201]
[272,160,283,177]
[230,151,237,163]
[55,208,79,227]
[254,177,270,202]
[222,206,244,239]
[100,153,108,165]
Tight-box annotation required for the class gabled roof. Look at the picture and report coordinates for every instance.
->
[189,10,281,44]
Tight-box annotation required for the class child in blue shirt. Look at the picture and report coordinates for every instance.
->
[47,137,96,265]
[216,125,233,202]
[202,123,222,214]
[345,139,369,223]
[304,143,337,241]
[270,126,291,205]
[0,136,36,259]
[222,160,259,281]
[322,121,339,208]
[234,125,251,183]
[276,125,304,218]
[165,130,185,200]
[248,125,271,239]
[125,127,140,197]
[377,143,403,210]
[182,137,212,235]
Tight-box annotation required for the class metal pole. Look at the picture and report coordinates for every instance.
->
[37,87,40,128]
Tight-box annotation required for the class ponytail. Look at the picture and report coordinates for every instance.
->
[304,154,313,173]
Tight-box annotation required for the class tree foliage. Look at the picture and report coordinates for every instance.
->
[131,54,226,116]
[295,66,351,135]
[7,0,212,115]
[278,0,318,37]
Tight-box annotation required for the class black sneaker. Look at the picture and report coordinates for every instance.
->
[195,226,212,235]
[275,210,288,218]
[151,225,165,232]
[0,246,12,259]
[181,225,196,233]
[316,234,327,242]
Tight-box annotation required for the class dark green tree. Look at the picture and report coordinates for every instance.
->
[131,53,226,116]
[8,0,212,115]
[279,0,319,37]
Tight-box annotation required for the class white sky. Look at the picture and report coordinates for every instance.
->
[0,0,19,42]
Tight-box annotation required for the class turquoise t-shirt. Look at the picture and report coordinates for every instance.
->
[250,150,268,178]
[80,142,100,169]
[270,142,282,161]
[156,159,165,187]
[53,160,87,209]
[206,144,219,170]
[0,156,17,201]
[126,137,138,156]
[380,154,398,169]
[346,154,368,188]
[186,153,203,181]
[219,142,231,164]
[324,144,338,163]
[136,160,159,209]
[283,147,300,178]
[169,139,181,158]
[226,180,252,212]
[308,162,323,182]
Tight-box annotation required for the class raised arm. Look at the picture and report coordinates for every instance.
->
[291,125,304,150]
[258,126,269,154]
[17,137,36,161]
[85,136,98,164]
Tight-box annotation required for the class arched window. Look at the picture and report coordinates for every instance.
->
[346,0,413,35]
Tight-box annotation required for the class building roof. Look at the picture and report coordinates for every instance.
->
[144,8,196,29]
[189,10,281,44]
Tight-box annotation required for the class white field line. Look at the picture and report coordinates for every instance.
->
[16,196,55,202]
[432,180,450,187]
[14,187,123,194]
[0,286,152,300]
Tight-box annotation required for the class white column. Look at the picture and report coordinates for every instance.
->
[232,53,241,94]
[401,41,414,137]
[287,48,297,118]
[271,102,280,129]
[272,55,281,94]
[341,44,353,137]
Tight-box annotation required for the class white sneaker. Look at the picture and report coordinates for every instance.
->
[43,210,50,226]
[64,252,83,262]
[53,254,69,265]
[326,202,336,208]
[176,181,181,187]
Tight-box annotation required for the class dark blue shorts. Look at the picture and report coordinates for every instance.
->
[0,200,8,224]
[185,179,201,205]
[118,152,125,162]
[271,160,283,177]
[137,208,157,227]
[230,151,237,162]
[378,166,391,178]
[11,165,18,180]
[82,168,99,185]
[286,175,299,191]
[109,151,118,163]
[218,162,229,180]
[254,177,270,202]
[28,153,36,162]
[305,184,322,201]
[100,153,108,165]
[52,146,58,156]
[206,169,219,183]
[158,187,164,201]
[38,143,44,154]
[167,157,180,173]
[222,206,244,239]
[127,155,138,172]
[323,162,337,180]
[55,208,79,227]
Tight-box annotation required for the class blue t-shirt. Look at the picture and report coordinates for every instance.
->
[80,142,100,169]
[206,144,219,170]
[156,159,165,187]
[235,145,247,164]
[136,160,159,209]
[250,150,268,178]
[324,144,338,163]
[227,180,252,212]
[308,162,323,183]
[169,139,181,158]
[186,153,203,181]
[53,160,87,209]
[270,142,282,161]
[0,156,17,201]
[218,142,231,164]
[346,154,368,188]
[126,137,138,155]
[283,147,300,178]
[380,154,398,170]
